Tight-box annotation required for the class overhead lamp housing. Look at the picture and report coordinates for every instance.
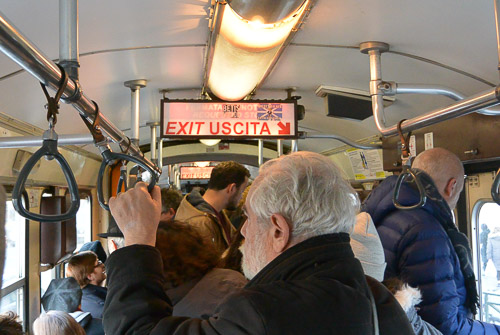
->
[204,0,314,101]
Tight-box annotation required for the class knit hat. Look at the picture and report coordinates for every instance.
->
[41,278,82,313]
[350,212,386,281]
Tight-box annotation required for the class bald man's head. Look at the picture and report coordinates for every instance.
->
[412,148,464,210]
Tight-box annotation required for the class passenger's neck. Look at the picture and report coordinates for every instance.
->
[202,189,226,213]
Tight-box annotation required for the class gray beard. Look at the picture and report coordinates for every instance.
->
[239,240,268,280]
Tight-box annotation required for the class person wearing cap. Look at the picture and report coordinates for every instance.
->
[40,277,104,335]
[351,212,442,335]
[98,216,126,254]
[67,251,107,319]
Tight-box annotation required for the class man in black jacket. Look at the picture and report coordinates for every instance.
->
[103,151,413,335]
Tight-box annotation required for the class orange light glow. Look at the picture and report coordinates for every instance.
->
[219,2,307,52]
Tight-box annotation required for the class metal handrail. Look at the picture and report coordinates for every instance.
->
[97,149,157,211]
[393,166,427,210]
[0,11,161,178]
[492,168,500,205]
[12,129,80,222]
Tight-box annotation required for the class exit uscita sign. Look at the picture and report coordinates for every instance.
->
[160,100,298,139]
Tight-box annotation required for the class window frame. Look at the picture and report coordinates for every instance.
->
[0,191,29,331]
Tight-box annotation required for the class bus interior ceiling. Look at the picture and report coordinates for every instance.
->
[2,0,500,330]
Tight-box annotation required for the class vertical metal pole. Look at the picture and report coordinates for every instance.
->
[59,0,79,80]
[124,80,147,145]
[495,0,500,78]
[258,139,264,166]
[277,139,283,157]
[157,138,164,170]
[291,139,298,152]
[148,122,159,165]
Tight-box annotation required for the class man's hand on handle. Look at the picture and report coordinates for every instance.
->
[109,182,161,247]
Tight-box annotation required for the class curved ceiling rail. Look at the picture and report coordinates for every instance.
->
[302,133,382,150]
[360,41,500,137]
[0,11,161,178]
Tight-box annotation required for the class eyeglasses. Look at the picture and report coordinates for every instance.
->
[94,260,103,268]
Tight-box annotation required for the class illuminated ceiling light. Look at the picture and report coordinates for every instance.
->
[194,161,211,167]
[203,0,313,101]
[200,139,221,146]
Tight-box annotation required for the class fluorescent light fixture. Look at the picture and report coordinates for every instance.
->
[194,161,211,168]
[204,0,313,101]
[199,139,221,146]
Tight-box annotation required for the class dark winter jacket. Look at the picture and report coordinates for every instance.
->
[103,233,413,334]
[166,267,247,319]
[175,190,235,255]
[82,284,107,319]
[70,311,105,335]
[363,175,500,335]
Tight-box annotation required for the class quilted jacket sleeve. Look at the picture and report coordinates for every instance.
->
[396,216,500,335]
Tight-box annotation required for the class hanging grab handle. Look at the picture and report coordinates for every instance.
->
[393,165,427,210]
[12,130,80,222]
[392,119,427,210]
[117,162,128,194]
[492,168,500,205]
[97,149,158,211]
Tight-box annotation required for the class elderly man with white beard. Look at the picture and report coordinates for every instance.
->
[102,152,413,335]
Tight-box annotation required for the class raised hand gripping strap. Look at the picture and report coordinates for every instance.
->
[97,149,158,211]
[12,138,80,222]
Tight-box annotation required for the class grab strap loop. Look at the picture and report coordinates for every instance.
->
[40,64,69,127]
[392,119,427,210]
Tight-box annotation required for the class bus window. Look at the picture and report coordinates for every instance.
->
[40,194,92,296]
[0,200,27,324]
[75,195,92,250]
[475,201,500,324]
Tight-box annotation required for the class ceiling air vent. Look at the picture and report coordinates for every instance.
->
[315,86,395,121]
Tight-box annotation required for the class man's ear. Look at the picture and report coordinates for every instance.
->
[270,214,291,254]
[444,178,458,199]
[168,208,176,217]
[227,183,237,194]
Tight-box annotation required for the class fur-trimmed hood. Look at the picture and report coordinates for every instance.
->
[394,284,422,313]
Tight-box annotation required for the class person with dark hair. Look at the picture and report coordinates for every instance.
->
[40,278,104,335]
[103,152,414,334]
[160,188,183,222]
[0,311,23,335]
[156,220,247,318]
[67,251,107,319]
[175,161,250,255]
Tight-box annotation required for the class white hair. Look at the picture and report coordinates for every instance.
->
[248,151,359,240]
[33,311,85,335]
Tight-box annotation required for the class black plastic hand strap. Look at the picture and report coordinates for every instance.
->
[492,168,500,205]
[393,165,427,210]
[12,137,80,222]
[97,149,158,211]
[40,64,69,126]
[117,163,128,194]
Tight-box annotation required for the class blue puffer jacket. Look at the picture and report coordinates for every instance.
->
[362,174,500,335]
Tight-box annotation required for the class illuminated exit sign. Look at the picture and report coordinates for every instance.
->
[180,166,214,180]
[160,99,298,139]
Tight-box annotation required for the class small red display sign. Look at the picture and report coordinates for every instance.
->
[180,166,214,180]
